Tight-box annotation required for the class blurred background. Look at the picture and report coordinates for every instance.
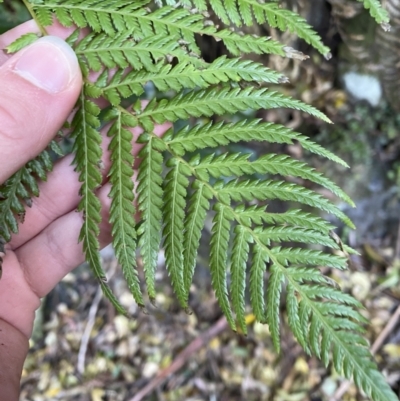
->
[2,0,400,400]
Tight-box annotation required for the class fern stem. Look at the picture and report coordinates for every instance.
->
[22,0,48,36]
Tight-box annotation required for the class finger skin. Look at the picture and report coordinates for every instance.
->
[0,25,83,401]
[0,180,115,401]
[0,319,29,401]
[1,181,114,339]
[0,184,108,400]
[0,250,41,339]
[0,36,82,183]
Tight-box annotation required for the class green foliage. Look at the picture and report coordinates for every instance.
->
[99,57,288,105]
[137,134,164,303]
[70,92,126,313]
[0,1,396,400]
[105,108,145,307]
[0,141,61,242]
[207,0,332,57]
[5,32,39,52]
[357,0,390,28]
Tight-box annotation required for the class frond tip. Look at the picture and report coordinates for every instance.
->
[357,0,390,28]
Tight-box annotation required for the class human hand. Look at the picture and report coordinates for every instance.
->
[0,21,169,401]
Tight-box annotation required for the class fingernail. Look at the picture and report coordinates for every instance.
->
[13,36,79,94]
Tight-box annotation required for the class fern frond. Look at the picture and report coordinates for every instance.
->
[34,2,203,48]
[256,226,340,248]
[286,282,306,349]
[207,0,330,57]
[210,203,236,330]
[71,93,103,279]
[242,0,330,56]
[105,108,144,307]
[209,0,235,26]
[189,0,207,9]
[230,225,252,333]
[219,179,354,228]
[357,0,390,27]
[234,206,335,234]
[273,248,348,270]
[100,57,287,105]
[301,285,364,309]
[169,120,348,167]
[266,263,285,351]
[194,152,352,205]
[10,1,397,399]
[71,90,125,314]
[284,267,337,285]
[0,170,29,243]
[253,233,397,401]
[75,32,199,72]
[140,87,331,125]
[33,1,293,58]
[0,149,53,242]
[35,0,151,35]
[163,159,190,308]
[137,135,164,302]
[213,28,286,57]
[249,243,268,322]
[6,32,39,53]
[182,181,212,299]
[292,285,395,401]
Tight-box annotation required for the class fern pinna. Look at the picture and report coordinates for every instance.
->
[0,0,396,400]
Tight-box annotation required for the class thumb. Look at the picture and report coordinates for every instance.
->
[0,36,82,184]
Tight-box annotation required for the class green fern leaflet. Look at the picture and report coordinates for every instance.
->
[0,1,396,400]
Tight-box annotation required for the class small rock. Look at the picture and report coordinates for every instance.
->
[343,71,382,106]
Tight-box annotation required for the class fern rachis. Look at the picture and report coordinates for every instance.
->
[0,0,397,400]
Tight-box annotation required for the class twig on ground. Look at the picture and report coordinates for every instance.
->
[371,304,400,354]
[330,304,400,401]
[77,286,103,375]
[129,316,228,401]
[77,259,117,374]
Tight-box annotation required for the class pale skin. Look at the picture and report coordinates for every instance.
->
[0,21,169,400]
